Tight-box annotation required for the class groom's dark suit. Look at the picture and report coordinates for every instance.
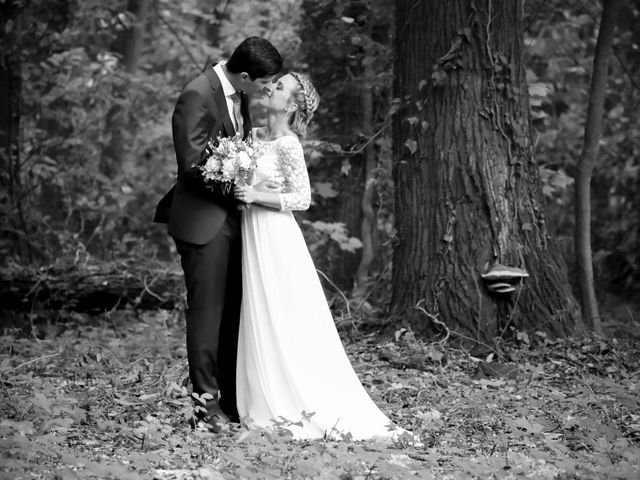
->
[154,66,252,421]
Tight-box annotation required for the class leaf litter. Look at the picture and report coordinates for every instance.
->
[0,310,638,479]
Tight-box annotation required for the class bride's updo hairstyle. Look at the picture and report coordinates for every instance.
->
[289,72,320,138]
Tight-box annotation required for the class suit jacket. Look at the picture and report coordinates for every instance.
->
[153,66,252,245]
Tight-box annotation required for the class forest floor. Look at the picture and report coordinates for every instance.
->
[0,308,639,480]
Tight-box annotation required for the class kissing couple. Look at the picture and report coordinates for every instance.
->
[155,36,416,442]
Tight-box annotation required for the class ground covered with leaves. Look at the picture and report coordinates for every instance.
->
[1,310,639,479]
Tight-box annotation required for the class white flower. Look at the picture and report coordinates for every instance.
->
[236,151,252,169]
[221,158,236,181]
[202,157,222,178]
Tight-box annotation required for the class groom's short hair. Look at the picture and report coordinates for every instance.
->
[226,37,282,80]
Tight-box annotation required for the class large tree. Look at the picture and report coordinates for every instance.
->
[391,0,583,340]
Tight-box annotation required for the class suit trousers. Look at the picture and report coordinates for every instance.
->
[173,213,242,420]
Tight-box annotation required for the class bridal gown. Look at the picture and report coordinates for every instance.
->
[236,135,406,441]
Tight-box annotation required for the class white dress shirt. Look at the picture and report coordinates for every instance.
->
[213,62,240,131]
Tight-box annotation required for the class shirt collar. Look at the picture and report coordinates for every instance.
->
[213,61,238,97]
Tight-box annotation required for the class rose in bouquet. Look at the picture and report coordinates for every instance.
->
[199,135,259,195]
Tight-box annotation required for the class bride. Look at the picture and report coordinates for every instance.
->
[233,73,411,441]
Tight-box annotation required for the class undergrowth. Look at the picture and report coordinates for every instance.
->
[0,309,638,479]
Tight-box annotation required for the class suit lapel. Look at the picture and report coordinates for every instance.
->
[204,67,235,138]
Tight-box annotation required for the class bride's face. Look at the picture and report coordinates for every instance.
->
[258,74,299,113]
[237,73,276,97]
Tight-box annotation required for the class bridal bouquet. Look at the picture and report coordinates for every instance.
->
[199,135,258,194]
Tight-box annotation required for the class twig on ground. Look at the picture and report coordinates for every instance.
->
[281,447,298,477]
[0,377,17,415]
[415,300,450,346]
[2,352,60,375]
[354,262,390,314]
[580,375,612,423]
[407,451,430,462]
[316,268,353,322]
[105,297,123,339]
[364,464,377,480]
[142,275,166,303]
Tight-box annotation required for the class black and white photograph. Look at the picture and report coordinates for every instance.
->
[1,0,639,478]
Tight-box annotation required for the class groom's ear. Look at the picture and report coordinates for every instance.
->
[237,72,251,90]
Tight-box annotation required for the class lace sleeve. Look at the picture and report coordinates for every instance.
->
[277,136,311,211]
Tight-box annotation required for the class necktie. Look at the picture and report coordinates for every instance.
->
[230,92,244,138]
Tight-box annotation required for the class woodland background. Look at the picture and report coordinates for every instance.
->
[1,0,639,333]
[1,0,640,478]
[0,0,638,325]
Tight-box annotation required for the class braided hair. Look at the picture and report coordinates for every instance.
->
[288,72,320,138]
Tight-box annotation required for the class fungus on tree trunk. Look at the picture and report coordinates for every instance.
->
[481,264,529,295]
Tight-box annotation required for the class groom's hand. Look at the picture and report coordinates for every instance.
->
[253,180,282,193]
[253,180,282,192]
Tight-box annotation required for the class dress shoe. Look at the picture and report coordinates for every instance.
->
[189,416,218,433]
[189,403,232,433]
[189,414,229,433]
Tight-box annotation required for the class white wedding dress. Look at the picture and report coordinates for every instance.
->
[236,135,406,441]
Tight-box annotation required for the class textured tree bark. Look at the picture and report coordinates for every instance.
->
[391,0,583,340]
[575,0,622,334]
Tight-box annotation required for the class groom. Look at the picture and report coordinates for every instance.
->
[154,37,282,430]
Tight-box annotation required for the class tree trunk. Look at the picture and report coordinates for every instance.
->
[336,169,365,288]
[0,56,24,248]
[0,4,30,259]
[122,0,150,73]
[354,49,378,298]
[101,0,150,178]
[0,262,183,312]
[575,0,622,334]
[391,0,583,341]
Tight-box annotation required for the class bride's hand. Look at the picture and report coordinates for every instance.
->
[234,185,259,204]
